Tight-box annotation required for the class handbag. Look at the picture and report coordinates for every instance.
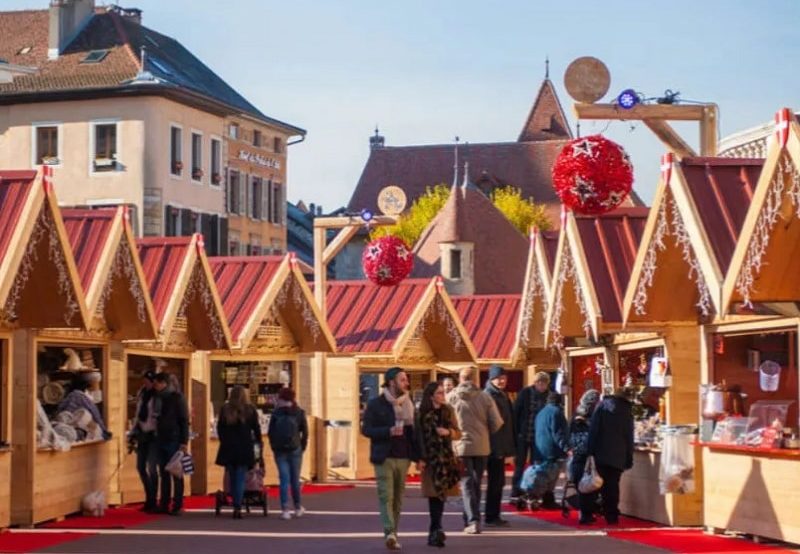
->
[578,456,603,494]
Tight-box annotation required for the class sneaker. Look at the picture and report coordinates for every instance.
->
[385,533,402,550]
[280,510,292,520]
[294,506,305,518]
[464,523,480,534]
[484,518,510,527]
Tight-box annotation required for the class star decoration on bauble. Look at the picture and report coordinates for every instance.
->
[377,265,393,279]
[602,190,625,207]
[571,176,596,203]
[366,244,382,260]
[396,245,410,261]
[571,139,596,159]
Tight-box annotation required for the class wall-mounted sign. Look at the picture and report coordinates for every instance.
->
[238,149,281,170]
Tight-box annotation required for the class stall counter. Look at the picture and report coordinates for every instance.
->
[0,448,10,527]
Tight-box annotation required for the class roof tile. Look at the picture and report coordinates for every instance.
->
[453,295,520,360]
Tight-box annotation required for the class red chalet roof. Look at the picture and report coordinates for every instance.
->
[0,170,37,265]
[576,207,648,324]
[61,208,116,293]
[209,256,283,342]
[679,157,762,275]
[326,279,430,354]
[453,295,520,361]
[137,236,193,325]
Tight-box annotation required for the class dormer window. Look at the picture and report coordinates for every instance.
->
[449,249,462,279]
[81,49,109,64]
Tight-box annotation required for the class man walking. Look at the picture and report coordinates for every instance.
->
[448,366,502,534]
[130,369,159,512]
[153,372,189,516]
[484,365,515,527]
[533,392,570,507]
[361,367,421,551]
[511,371,551,500]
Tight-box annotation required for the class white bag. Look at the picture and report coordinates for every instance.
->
[578,455,604,494]
[165,451,194,477]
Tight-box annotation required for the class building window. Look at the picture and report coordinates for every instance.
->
[165,205,181,236]
[191,132,203,181]
[228,170,241,214]
[253,130,262,147]
[93,122,118,171]
[229,123,239,140]
[35,125,59,165]
[228,233,241,256]
[450,249,462,279]
[251,177,263,219]
[271,182,283,224]
[271,238,282,255]
[210,138,222,186]
[170,125,182,175]
[273,136,283,154]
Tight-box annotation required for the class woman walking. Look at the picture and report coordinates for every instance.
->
[418,381,461,548]
[568,389,600,524]
[268,388,309,520]
[216,385,263,519]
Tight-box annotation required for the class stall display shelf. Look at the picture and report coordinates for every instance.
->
[697,441,800,459]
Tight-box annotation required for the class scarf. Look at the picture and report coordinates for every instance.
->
[421,407,460,499]
[383,388,415,426]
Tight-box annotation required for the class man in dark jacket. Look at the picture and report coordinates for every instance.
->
[483,365,515,527]
[531,392,569,507]
[153,372,190,515]
[361,367,422,551]
[511,371,550,498]
[587,388,635,525]
[131,369,158,512]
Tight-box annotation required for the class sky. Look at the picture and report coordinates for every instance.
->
[6,0,800,211]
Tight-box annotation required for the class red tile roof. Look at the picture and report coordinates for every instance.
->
[0,170,37,266]
[61,208,116,293]
[518,79,572,142]
[575,207,648,324]
[326,279,430,354]
[679,157,762,275]
[136,236,192,325]
[453,295,520,360]
[209,256,283,342]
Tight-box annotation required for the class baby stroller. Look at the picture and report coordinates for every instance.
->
[215,458,268,517]
[515,459,562,511]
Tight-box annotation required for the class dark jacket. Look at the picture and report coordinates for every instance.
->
[588,395,634,471]
[361,395,420,465]
[215,405,263,467]
[267,406,309,452]
[567,415,591,483]
[534,403,570,461]
[155,390,189,445]
[484,382,516,458]
[513,386,549,444]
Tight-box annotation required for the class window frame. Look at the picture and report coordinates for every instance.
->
[88,118,121,175]
[169,123,183,178]
[190,130,203,184]
[450,249,462,280]
[273,136,283,154]
[209,136,222,188]
[252,129,262,148]
[31,122,63,167]
[228,123,240,140]
[250,176,263,220]
[228,169,241,215]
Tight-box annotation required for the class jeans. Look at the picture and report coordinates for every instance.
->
[485,456,506,522]
[596,463,623,520]
[227,465,247,509]
[511,440,533,496]
[374,457,411,537]
[157,441,184,511]
[274,448,303,510]
[136,434,159,508]
[460,456,487,526]
[428,496,444,533]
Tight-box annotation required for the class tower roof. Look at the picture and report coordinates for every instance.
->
[518,78,572,142]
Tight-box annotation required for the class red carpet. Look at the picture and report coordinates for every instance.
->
[183,483,355,510]
[0,531,94,553]
[503,502,660,531]
[608,530,796,553]
[42,506,162,529]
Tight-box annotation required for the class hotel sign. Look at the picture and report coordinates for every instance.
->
[238,149,281,169]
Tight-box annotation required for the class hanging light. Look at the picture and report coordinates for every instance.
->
[617,89,640,110]
[360,209,374,223]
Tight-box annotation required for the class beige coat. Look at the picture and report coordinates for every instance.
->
[447,382,503,457]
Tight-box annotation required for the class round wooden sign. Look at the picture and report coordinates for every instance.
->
[564,57,611,104]
[377,185,407,215]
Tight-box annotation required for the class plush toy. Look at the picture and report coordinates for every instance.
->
[81,490,106,517]
[59,348,83,371]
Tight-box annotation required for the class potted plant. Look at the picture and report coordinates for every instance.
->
[172,160,183,173]
[192,168,204,180]
[211,172,222,185]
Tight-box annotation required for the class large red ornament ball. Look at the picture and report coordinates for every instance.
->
[551,134,633,215]
[362,235,414,286]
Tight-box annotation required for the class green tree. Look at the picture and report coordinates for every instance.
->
[370,184,451,245]
[491,186,552,234]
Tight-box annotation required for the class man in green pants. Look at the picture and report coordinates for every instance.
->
[361,367,423,550]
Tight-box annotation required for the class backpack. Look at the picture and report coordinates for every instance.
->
[270,410,301,451]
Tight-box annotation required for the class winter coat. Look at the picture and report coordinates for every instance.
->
[361,395,420,464]
[154,390,189,445]
[567,415,591,484]
[215,405,263,468]
[267,406,309,453]
[417,405,461,498]
[447,381,503,457]
[588,395,634,471]
[484,382,516,458]
[513,386,549,445]
[534,403,570,461]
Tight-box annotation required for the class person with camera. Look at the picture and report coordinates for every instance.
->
[130,369,159,513]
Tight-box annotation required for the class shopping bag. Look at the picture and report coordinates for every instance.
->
[578,455,603,494]
[181,452,195,476]
[166,451,194,477]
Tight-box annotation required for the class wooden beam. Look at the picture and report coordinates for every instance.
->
[643,119,697,158]
[314,215,398,229]
[574,103,706,121]
[322,225,360,266]
[700,105,718,156]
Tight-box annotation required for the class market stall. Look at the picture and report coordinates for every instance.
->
[119,234,232,505]
[325,277,476,479]
[193,253,336,492]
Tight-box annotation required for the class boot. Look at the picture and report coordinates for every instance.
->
[233,507,242,520]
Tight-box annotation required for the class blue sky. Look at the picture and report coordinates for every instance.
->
[7,1,800,210]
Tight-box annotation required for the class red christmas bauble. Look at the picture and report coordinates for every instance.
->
[362,236,414,286]
[551,134,633,215]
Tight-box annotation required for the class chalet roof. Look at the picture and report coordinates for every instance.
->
[62,208,116,294]
[453,295,520,361]
[0,170,38,265]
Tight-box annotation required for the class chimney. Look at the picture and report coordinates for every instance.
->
[48,0,96,60]
[369,126,385,149]
[117,7,142,25]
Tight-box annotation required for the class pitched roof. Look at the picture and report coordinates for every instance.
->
[518,79,572,142]
[62,208,116,294]
[412,183,529,294]
[0,8,303,133]
[453,295,520,361]
[0,169,38,265]
[137,236,193,326]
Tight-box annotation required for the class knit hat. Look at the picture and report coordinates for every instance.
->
[278,388,296,404]
[383,366,404,386]
[577,389,600,417]
[142,370,157,382]
[488,365,506,381]
[534,371,551,385]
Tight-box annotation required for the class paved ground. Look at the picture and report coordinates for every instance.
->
[24,480,670,554]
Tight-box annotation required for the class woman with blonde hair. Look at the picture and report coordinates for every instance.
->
[216,385,263,519]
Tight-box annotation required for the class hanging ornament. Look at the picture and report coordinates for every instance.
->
[362,235,414,286]
[551,134,634,215]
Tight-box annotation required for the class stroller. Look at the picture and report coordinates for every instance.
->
[515,459,562,511]
[215,458,269,517]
